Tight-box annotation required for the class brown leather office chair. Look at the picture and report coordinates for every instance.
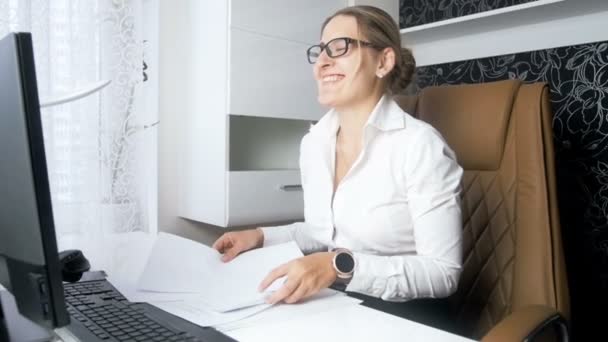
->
[395,80,570,341]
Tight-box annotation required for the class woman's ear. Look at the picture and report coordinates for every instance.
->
[376,47,396,78]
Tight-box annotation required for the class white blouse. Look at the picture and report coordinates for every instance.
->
[261,95,464,302]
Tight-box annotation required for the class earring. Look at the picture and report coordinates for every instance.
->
[377,73,384,78]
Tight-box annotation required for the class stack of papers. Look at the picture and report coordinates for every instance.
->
[136,232,301,312]
[120,232,362,328]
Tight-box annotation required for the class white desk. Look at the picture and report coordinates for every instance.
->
[55,232,475,342]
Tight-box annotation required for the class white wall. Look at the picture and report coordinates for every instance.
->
[158,1,224,245]
[349,0,399,23]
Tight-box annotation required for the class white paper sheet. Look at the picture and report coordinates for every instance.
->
[149,289,357,329]
[137,233,303,312]
[109,275,205,303]
[216,289,362,332]
[136,233,215,293]
[150,300,272,327]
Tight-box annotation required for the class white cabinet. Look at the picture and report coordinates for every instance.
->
[229,28,321,120]
[177,0,346,227]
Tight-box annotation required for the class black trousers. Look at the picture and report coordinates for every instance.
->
[332,285,456,333]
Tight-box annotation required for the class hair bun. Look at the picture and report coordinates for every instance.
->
[389,47,416,94]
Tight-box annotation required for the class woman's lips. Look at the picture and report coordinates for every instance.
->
[321,74,345,84]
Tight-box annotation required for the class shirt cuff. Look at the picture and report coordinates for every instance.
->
[345,252,380,296]
[345,252,402,300]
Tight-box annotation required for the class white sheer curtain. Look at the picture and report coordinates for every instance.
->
[0,0,157,237]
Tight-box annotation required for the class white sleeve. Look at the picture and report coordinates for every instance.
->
[345,128,464,301]
[261,223,327,254]
[259,133,327,255]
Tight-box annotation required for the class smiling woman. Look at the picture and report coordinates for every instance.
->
[213,5,464,332]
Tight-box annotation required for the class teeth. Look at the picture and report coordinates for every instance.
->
[322,75,343,83]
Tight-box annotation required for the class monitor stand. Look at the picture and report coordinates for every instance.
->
[0,291,54,342]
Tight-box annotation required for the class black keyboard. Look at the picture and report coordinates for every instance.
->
[63,278,237,342]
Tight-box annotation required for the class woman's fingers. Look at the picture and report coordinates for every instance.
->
[266,278,298,305]
[258,263,289,292]
[284,284,308,304]
[220,243,242,262]
[213,234,243,262]
[213,229,263,261]
[212,234,231,252]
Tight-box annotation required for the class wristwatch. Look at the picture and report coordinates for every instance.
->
[332,248,355,284]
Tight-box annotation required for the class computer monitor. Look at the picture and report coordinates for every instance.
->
[0,32,69,339]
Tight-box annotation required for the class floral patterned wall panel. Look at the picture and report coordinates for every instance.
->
[414,41,608,340]
[399,0,538,28]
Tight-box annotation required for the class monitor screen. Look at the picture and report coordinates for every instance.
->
[0,32,69,334]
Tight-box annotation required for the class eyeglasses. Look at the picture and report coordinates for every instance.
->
[306,37,378,64]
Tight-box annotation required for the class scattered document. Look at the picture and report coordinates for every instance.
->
[137,233,303,312]
[149,289,360,329]
[151,300,272,327]
[109,275,205,303]
[216,289,362,332]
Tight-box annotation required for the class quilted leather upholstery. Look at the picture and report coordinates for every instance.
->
[454,119,517,338]
[394,80,570,340]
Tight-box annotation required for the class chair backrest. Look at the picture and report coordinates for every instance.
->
[395,80,570,339]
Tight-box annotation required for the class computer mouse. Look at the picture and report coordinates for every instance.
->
[58,249,91,283]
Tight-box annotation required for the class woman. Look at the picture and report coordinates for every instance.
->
[213,5,463,327]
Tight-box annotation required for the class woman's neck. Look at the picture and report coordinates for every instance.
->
[335,93,383,144]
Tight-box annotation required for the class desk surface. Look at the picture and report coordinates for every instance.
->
[55,232,475,342]
[226,302,473,342]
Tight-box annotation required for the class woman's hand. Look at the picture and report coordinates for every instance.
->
[212,228,264,262]
[258,252,337,304]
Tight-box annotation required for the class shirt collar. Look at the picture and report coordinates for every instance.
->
[309,95,406,141]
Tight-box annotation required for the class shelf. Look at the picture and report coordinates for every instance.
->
[400,0,608,67]
[229,115,311,171]
[400,0,564,35]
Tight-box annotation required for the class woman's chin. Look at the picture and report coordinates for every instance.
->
[317,94,339,108]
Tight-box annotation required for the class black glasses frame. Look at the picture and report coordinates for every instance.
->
[306,37,378,64]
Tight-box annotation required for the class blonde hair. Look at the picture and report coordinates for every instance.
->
[321,6,415,94]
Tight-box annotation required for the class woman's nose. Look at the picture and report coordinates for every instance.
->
[316,48,332,67]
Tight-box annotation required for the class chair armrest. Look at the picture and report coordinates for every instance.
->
[481,305,568,342]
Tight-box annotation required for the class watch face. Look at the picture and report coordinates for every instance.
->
[335,252,355,273]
